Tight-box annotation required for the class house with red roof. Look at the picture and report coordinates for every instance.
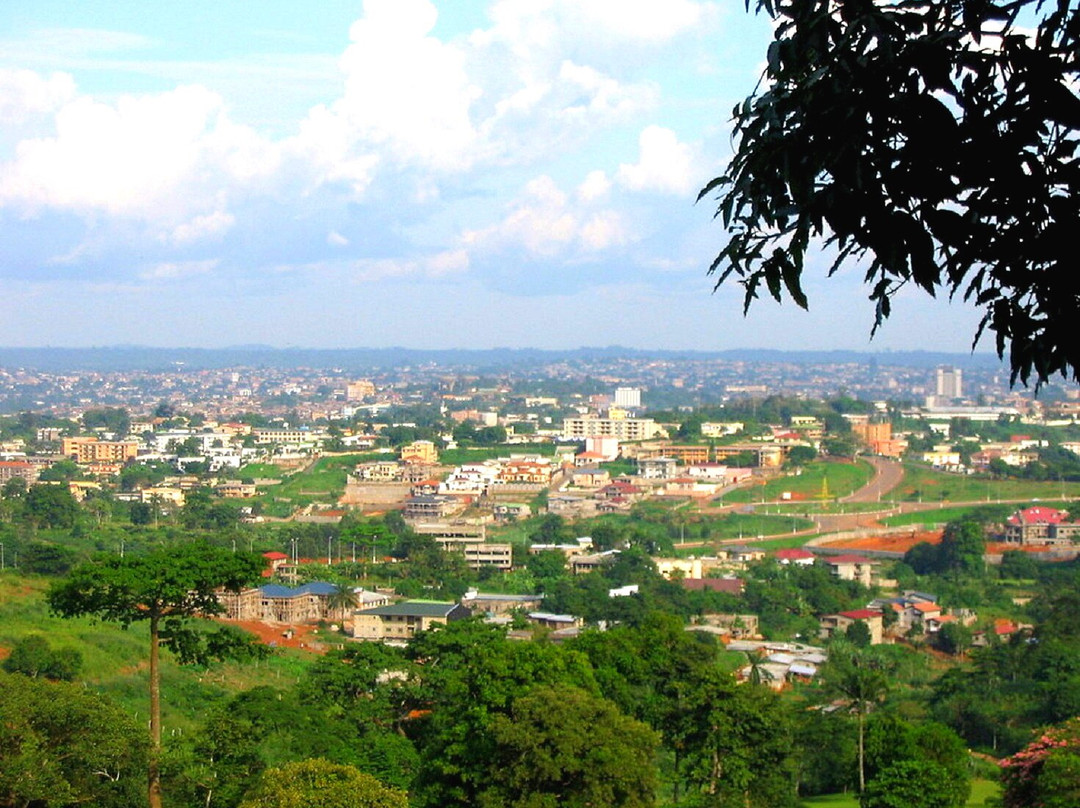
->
[774,548,815,566]
[1004,506,1080,546]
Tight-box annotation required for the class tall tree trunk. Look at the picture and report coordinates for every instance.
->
[149,612,163,808]
[857,709,865,794]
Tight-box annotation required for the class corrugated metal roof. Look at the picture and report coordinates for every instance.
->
[357,600,463,618]
[258,581,340,598]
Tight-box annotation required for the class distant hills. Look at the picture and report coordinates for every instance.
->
[0,346,1006,373]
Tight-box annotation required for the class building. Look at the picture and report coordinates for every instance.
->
[819,609,884,645]
[461,543,513,571]
[62,437,139,464]
[935,366,963,400]
[825,554,875,587]
[613,387,642,409]
[639,456,679,480]
[0,461,39,485]
[461,590,543,616]
[346,379,376,401]
[1004,506,1080,546]
[352,600,471,641]
[218,581,340,623]
[400,440,439,464]
[562,417,666,442]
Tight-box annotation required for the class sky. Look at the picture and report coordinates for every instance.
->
[0,0,991,353]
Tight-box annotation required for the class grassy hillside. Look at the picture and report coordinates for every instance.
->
[0,573,313,733]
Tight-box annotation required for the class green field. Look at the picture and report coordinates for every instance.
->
[719,460,875,504]
[800,777,1000,807]
[894,463,1080,503]
[878,503,1020,529]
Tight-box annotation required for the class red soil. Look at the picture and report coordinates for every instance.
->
[222,620,330,654]
[821,530,943,554]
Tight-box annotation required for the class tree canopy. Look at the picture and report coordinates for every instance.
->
[47,542,265,808]
[702,0,1080,385]
[0,670,147,808]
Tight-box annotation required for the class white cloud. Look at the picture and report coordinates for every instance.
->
[485,0,711,48]
[140,258,218,280]
[580,210,626,250]
[330,0,483,171]
[566,0,710,43]
[616,125,696,196]
[280,248,469,283]
[168,210,235,245]
[0,83,276,221]
[577,170,611,202]
[327,230,349,247]
[464,174,628,258]
[0,69,76,123]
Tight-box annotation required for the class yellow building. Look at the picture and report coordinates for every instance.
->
[401,440,438,464]
[62,437,139,464]
[346,380,376,401]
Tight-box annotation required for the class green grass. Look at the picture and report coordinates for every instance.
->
[800,778,999,807]
[719,460,875,504]
[878,504,1018,528]
[766,501,893,515]
[708,513,815,540]
[0,572,316,733]
[237,462,287,479]
[896,463,1080,503]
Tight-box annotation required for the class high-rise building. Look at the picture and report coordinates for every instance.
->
[935,367,963,400]
[613,387,641,408]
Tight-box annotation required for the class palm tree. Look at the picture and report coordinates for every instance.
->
[326,585,359,621]
[822,647,888,793]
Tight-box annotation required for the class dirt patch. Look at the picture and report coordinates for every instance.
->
[821,530,943,554]
[221,620,338,654]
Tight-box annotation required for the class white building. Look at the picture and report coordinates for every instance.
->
[614,387,642,408]
[935,367,963,400]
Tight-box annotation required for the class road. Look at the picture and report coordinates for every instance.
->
[842,456,905,503]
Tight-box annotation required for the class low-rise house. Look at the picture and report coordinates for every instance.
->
[655,557,704,580]
[352,600,471,641]
[570,467,611,488]
[663,477,723,498]
[819,609,884,644]
[216,481,257,498]
[404,494,461,520]
[679,577,744,596]
[774,548,816,566]
[691,613,760,639]
[528,612,583,630]
[461,590,543,616]
[825,554,875,587]
[570,550,620,575]
[493,502,532,521]
[639,456,679,480]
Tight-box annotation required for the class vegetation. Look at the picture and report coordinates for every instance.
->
[47,544,267,808]
[704,0,1080,385]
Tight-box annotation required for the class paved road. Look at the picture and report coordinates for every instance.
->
[842,456,905,503]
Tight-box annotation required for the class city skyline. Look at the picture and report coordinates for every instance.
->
[2,1,987,352]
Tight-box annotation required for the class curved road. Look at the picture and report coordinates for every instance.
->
[842,456,905,503]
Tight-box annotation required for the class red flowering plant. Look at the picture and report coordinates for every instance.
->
[1000,718,1080,808]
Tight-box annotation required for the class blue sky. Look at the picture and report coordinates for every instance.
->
[0,0,988,352]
